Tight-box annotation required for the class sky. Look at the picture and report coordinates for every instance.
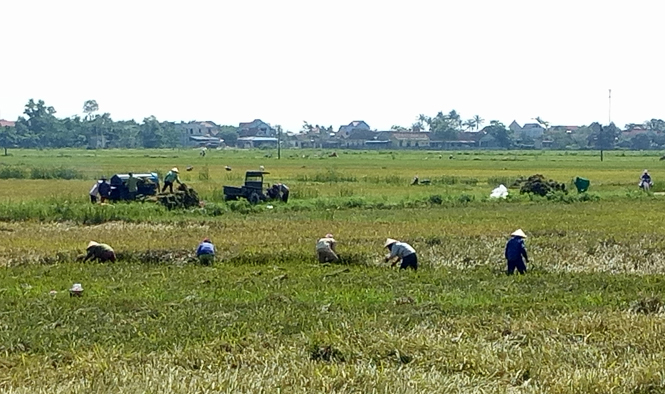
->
[1,0,663,132]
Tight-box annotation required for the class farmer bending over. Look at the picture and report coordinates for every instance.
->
[196,237,216,265]
[162,167,182,194]
[384,238,418,271]
[505,229,528,275]
[84,241,116,263]
[316,233,339,263]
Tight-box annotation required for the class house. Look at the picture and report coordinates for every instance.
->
[236,136,278,149]
[175,121,222,147]
[0,119,16,128]
[550,125,579,133]
[478,134,498,148]
[341,129,378,148]
[510,121,545,138]
[337,120,371,138]
[382,132,430,149]
[238,119,276,137]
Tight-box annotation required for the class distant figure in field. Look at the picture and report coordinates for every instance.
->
[162,167,182,194]
[83,241,116,263]
[196,237,216,266]
[384,238,418,271]
[126,172,139,200]
[89,179,102,203]
[316,233,339,263]
[640,169,653,190]
[98,177,111,203]
[505,229,528,275]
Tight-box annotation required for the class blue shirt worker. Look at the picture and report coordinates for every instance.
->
[384,238,418,271]
[505,229,528,275]
[196,237,216,265]
[162,167,182,194]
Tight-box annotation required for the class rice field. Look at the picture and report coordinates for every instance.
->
[1,148,665,393]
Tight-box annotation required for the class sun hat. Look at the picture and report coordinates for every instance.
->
[384,238,398,247]
[70,283,83,292]
[325,233,334,238]
[171,167,179,173]
[511,229,527,238]
[87,241,99,248]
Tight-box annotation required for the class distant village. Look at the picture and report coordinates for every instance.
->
[165,118,664,150]
[1,116,663,151]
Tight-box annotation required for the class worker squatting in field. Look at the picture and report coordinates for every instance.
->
[196,238,216,266]
[83,241,116,263]
[316,234,339,263]
[384,238,418,271]
[505,229,528,275]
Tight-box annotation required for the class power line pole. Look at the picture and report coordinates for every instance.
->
[608,89,612,124]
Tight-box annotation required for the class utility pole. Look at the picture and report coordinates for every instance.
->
[608,89,612,124]
[277,125,282,160]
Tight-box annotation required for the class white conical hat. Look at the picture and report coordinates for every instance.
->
[511,229,527,238]
[87,241,99,248]
[384,238,398,247]
[171,167,179,173]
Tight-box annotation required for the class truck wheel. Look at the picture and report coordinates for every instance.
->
[249,192,260,205]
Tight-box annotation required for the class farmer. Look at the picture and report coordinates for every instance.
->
[640,169,652,189]
[505,229,528,275]
[384,238,418,271]
[127,172,139,200]
[162,167,182,194]
[83,241,116,263]
[268,183,290,203]
[98,177,111,203]
[89,179,101,203]
[316,233,339,263]
[196,237,216,265]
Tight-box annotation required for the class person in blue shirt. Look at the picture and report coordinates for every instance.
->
[196,237,216,266]
[505,229,528,275]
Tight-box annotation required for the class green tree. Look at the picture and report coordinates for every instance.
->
[463,119,476,131]
[218,125,239,147]
[16,99,60,148]
[646,119,665,132]
[391,125,408,131]
[631,134,651,150]
[0,125,17,155]
[139,116,164,148]
[485,120,513,148]
[473,115,484,131]
[588,122,619,150]
[83,100,99,121]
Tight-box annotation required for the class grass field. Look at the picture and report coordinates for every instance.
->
[1,148,665,393]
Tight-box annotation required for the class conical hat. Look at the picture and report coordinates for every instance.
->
[384,238,398,247]
[171,167,179,173]
[511,229,527,238]
[87,241,99,248]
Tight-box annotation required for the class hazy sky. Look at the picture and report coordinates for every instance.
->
[1,0,662,132]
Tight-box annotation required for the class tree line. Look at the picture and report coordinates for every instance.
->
[0,99,240,155]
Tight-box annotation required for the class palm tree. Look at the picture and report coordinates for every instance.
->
[473,115,484,131]
[463,119,476,131]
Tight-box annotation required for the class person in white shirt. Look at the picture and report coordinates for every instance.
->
[316,233,339,263]
[384,238,418,271]
[89,180,101,203]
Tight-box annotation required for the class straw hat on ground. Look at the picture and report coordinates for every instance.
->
[384,238,398,248]
[87,241,99,249]
[511,229,527,238]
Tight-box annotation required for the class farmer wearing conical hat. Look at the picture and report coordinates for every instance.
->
[505,229,528,275]
[83,241,116,263]
[384,238,418,271]
[316,233,338,263]
[162,167,182,194]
